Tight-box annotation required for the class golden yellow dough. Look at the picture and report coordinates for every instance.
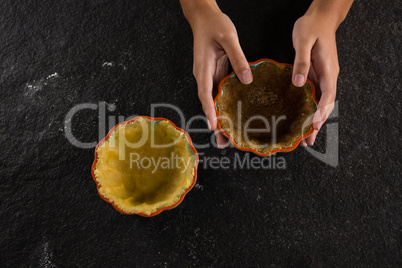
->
[94,117,196,215]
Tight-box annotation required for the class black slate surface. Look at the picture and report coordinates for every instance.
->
[1,0,401,267]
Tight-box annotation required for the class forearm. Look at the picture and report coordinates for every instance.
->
[179,0,220,26]
[305,0,354,30]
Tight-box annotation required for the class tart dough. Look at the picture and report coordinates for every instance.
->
[94,117,196,215]
[216,61,317,154]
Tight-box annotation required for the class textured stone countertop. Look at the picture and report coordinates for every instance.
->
[1,0,400,266]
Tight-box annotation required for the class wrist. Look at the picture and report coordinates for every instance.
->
[180,0,221,26]
[305,0,352,31]
[304,10,339,33]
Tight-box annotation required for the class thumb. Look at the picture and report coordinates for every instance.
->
[292,36,314,87]
[220,34,253,84]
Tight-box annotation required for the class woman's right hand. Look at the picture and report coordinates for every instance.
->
[181,1,253,148]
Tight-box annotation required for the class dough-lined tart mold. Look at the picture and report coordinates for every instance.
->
[214,58,318,156]
[91,116,198,217]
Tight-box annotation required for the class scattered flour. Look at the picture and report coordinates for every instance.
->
[194,183,204,190]
[102,61,127,70]
[40,240,55,268]
[46,72,58,79]
[24,72,60,96]
[102,62,114,67]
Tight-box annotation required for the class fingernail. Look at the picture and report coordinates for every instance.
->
[241,70,253,84]
[294,74,305,87]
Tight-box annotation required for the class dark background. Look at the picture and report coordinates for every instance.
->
[1,0,401,267]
